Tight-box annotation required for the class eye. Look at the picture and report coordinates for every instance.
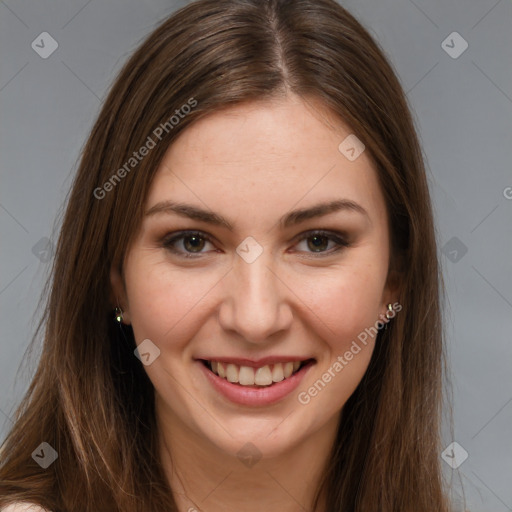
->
[161,229,350,259]
[162,231,217,258]
[293,230,349,256]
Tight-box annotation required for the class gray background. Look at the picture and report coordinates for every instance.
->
[1,0,511,510]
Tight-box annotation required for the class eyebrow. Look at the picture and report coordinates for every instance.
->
[144,198,370,230]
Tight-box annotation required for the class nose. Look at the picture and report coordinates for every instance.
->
[218,252,293,344]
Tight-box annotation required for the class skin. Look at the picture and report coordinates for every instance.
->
[111,93,400,512]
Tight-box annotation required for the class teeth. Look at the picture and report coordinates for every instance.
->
[283,362,294,378]
[239,366,255,385]
[226,364,239,383]
[206,360,306,387]
[254,366,272,386]
[271,363,284,382]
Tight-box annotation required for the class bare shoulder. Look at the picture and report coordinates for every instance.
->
[1,503,51,512]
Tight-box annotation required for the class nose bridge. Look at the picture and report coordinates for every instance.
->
[219,251,291,342]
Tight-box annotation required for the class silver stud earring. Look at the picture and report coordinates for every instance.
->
[114,307,123,324]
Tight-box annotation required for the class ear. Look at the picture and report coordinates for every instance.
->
[381,268,402,318]
[109,264,131,325]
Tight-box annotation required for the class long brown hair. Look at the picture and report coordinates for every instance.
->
[0,0,455,510]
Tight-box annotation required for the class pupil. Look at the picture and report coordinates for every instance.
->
[185,235,204,252]
[308,235,328,252]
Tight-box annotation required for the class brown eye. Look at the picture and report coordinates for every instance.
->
[307,234,330,252]
[183,234,206,252]
[162,231,216,258]
[294,230,349,256]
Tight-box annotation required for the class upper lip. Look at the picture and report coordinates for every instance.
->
[196,356,314,368]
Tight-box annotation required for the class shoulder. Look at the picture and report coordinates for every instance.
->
[1,503,51,512]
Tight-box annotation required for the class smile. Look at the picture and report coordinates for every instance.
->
[202,359,312,387]
[197,358,316,406]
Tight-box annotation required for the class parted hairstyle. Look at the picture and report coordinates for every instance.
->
[0,0,455,510]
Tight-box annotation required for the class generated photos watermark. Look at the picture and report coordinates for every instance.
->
[93,97,198,200]
[297,301,402,405]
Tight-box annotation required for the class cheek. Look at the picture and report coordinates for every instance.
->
[295,267,385,411]
[123,256,219,349]
[297,262,386,350]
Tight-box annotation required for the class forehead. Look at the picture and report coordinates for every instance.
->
[145,95,387,226]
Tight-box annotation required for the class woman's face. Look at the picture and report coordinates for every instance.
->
[111,94,398,459]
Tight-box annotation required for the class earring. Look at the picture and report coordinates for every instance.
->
[114,307,123,324]
[379,303,394,331]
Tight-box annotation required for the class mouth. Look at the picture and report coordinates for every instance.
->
[199,358,315,388]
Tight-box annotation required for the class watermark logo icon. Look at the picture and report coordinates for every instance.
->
[32,442,58,469]
[441,441,468,469]
[134,338,161,366]
[442,236,468,263]
[338,134,365,161]
[236,236,263,264]
[32,237,54,263]
[441,32,468,59]
[31,32,58,59]
[236,442,262,468]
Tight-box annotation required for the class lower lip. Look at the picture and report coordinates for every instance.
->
[197,360,315,407]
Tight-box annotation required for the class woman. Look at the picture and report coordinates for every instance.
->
[0,0,455,510]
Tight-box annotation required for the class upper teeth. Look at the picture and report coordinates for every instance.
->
[209,361,302,386]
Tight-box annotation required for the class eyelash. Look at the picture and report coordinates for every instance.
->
[161,230,350,259]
